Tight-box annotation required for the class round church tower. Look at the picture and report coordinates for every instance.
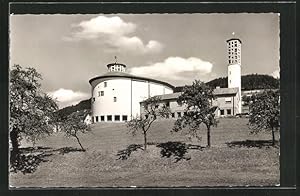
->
[226,37,242,113]
[89,62,174,123]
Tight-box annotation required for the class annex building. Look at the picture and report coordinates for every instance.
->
[89,37,243,123]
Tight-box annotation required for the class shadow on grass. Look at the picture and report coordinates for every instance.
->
[117,141,205,162]
[10,146,84,174]
[157,141,205,162]
[226,140,279,148]
[117,144,143,160]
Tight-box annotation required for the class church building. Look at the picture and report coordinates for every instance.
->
[89,37,242,122]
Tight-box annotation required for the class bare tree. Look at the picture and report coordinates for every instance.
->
[127,96,170,151]
[57,110,90,151]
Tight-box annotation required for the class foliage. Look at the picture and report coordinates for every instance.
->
[173,80,218,147]
[57,99,91,118]
[126,96,170,151]
[206,74,279,91]
[56,110,90,151]
[248,90,280,145]
[10,64,58,170]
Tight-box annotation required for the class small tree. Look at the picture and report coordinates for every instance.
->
[248,90,280,146]
[173,80,218,147]
[57,110,90,151]
[127,96,170,151]
[10,65,58,167]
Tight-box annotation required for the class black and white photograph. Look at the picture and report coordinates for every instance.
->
[9,12,281,187]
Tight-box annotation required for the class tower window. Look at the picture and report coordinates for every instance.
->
[107,115,112,121]
[100,91,104,96]
[113,97,117,102]
[104,82,107,87]
[95,116,99,122]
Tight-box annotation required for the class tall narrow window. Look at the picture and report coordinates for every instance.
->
[104,82,107,87]
[95,116,99,122]
[113,97,117,102]
[101,91,104,96]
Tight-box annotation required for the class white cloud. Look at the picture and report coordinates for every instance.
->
[129,56,213,81]
[64,15,163,54]
[48,88,90,109]
[271,69,280,79]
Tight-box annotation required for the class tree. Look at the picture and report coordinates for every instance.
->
[10,64,58,167]
[127,96,170,151]
[56,110,90,151]
[248,90,280,146]
[173,80,218,147]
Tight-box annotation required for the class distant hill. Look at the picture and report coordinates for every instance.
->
[173,74,279,92]
[57,98,91,117]
[206,74,279,91]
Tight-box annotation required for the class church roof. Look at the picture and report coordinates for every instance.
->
[89,71,175,90]
[141,87,239,102]
[213,87,239,95]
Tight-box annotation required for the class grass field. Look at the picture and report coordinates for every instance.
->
[9,118,280,187]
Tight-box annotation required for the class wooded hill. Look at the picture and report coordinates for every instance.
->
[175,74,279,92]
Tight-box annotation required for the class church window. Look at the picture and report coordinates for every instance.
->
[122,115,128,121]
[101,91,104,96]
[114,97,117,102]
[227,109,231,115]
[115,115,120,121]
[220,110,224,115]
[104,82,107,87]
[95,116,99,122]
[107,115,112,121]
[100,116,105,121]
[177,112,182,118]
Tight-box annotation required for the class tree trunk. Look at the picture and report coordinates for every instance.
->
[74,135,85,151]
[143,131,147,151]
[207,126,211,148]
[272,127,275,146]
[10,129,20,164]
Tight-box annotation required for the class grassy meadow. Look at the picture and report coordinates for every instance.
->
[9,118,280,187]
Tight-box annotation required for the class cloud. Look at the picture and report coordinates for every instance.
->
[271,69,280,79]
[48,88,90,109]
[129,57,213,81]
[64,15,163,54]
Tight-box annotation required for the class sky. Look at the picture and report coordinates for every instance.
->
[9,13,280,108]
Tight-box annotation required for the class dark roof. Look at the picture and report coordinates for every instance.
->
[141,88,238,102]
[106,63,126,68]
[89,71,175,90]
[213,87,239,95]
[158,92,182,101]
[226,38,242,44]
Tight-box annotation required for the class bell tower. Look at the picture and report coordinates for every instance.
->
[226,34,242,113]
